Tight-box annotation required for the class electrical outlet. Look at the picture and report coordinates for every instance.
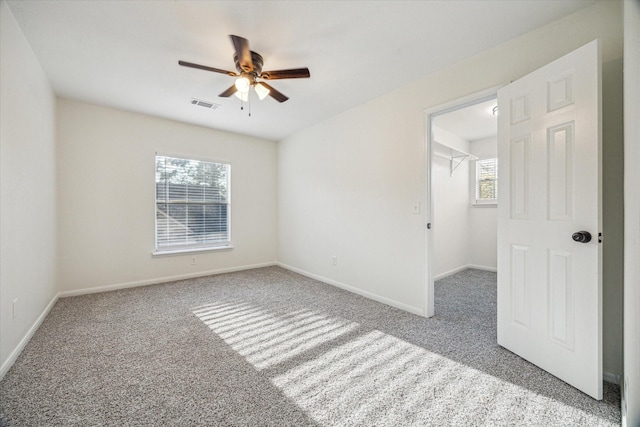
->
[191,256,197,265]
[332,256,338,266]
[12,298,18,319]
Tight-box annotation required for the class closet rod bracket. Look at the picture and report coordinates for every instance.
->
[450,155,471,176]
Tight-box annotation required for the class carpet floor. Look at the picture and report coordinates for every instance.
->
[0,266,620,426]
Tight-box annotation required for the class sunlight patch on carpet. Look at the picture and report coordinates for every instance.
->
[271,331,610,426]
[192,301,359,369]
[193,301,614,426]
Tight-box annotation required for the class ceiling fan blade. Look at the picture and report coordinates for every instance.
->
[259,82,289,103]
[218,84,238,97]
[230,35,253,73]
[260,68,310,80]
[178,60,237,76]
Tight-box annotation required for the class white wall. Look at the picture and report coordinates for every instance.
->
[469,136,497,159]
[277,0,623,368]
[433,126,470,155]
[432,132,498,279]
[56,99,277,294]
[469,136,498,271]
[0,0,57,375]
[432,129,471,279]
[624,0,640,424]
[277,99,426,314]
[432,128,497,280]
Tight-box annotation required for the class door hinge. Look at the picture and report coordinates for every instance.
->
[598,232,602,243]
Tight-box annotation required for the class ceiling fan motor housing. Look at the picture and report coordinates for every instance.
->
[234,51,264,79]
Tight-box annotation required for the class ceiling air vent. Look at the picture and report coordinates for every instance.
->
[190,98,221,110]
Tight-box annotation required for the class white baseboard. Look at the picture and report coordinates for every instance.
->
[0,293,59,381]
[434,265,469,281]
[277,263,424,316]
[58,262,277,298]
[467,264,498,273]
[434,264,497,281]
[604,371,622,385]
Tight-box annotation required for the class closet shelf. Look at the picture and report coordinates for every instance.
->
[433,141,478,176]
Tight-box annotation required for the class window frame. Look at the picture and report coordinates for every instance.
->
[474,157,498,206]
[153,153,232,256]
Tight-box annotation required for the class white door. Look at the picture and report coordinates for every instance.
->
[497,40,602,399]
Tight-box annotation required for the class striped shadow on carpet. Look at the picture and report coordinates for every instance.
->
[0,266,620,426]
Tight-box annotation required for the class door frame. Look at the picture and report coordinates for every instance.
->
[423,86,502,318]
[623,0,640,423]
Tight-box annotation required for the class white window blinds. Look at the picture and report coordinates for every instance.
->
[476,158,498,202]
[155,155,230,252]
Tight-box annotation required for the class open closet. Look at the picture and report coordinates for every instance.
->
[431,98,498,281]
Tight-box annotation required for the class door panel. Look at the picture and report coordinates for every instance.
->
[547,121,574,220]
[497,40,602,399]
[510,244,530,328]
[510,136,530,219]
[548,249,574,349]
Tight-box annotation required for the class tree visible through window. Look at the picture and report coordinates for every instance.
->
[476,158,498,203]
[155,155,230,252]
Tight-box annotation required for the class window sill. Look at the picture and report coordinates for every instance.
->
[152,245,233,257]
[472,203,497,208]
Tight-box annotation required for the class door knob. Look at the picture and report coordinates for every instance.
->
[572,231,592,243]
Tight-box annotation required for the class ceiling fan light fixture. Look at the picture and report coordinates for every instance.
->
[235,76,251,94]
[254,83,270,100]
[234,90,249,102]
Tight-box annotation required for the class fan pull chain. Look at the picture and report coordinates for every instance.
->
[238,95,252,117]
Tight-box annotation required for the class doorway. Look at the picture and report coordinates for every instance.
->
[431,98,498,287]
[424,90,498,317]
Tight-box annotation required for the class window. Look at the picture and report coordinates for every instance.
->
[155,155,230,253]
[475,158,498,204]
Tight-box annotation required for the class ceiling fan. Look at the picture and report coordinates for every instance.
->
[179,35,310,103]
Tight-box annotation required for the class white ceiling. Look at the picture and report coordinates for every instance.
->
[6,0,597,141]
[434,99,498,142]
